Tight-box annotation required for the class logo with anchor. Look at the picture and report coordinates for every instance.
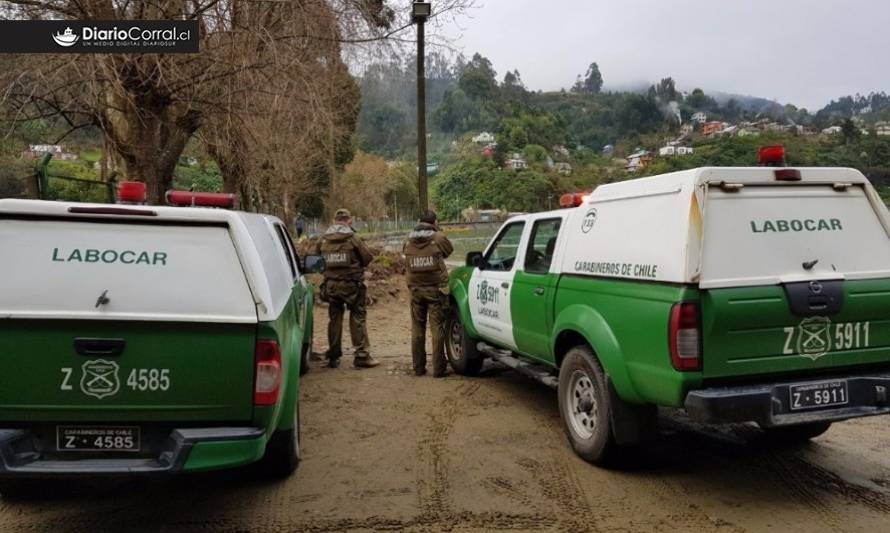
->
[80,359,120,399]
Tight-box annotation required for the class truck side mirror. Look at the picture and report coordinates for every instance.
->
[304,255,326,274]
[466,251,484,269]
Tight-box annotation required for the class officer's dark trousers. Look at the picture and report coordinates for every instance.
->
[326,280,370,361]
[410,286,448,376]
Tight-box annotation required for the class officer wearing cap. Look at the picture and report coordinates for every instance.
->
[314,209,378,369]
[403,211,454,377]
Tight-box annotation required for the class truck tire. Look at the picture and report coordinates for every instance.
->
[299,342,310,376]
[0,480,42,500]
[558,346,616,464]
[761,421,832,444]
[446,308,483,376]
[259,406,301,479]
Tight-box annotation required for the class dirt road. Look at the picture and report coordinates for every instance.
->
[2,289,890,532]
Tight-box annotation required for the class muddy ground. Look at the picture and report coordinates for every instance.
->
[2,286,890,532]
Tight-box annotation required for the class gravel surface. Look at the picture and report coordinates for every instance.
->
[2,287,890,532]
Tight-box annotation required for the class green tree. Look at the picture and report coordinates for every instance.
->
[841,118,861,144]
[572,62,603,95]
[655,77,678,102]
[458,53,498,100]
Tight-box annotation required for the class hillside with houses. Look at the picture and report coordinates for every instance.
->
[3,51,890,222]
[348,53,890,220]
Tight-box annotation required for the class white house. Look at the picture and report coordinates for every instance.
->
[472,132,495,144]
[875,121,890,136]
[552,145,570,158]
[506,153,527,171]
[29,144,63,154]
[555,162,573,175]
[659,146,694,157]
[822,126,843,135]
[691,112,707,123]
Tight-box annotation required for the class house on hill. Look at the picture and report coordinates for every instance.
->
[659,145,694,157]
[875,121,890,136]
[691,112,707,123]
[472,132,495,144]
[625,150,653,172]
[701,121,724,136]
[505,153,527,171]
[555,162,573,175]
[20,144,78,161]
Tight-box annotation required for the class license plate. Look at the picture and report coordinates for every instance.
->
[789,380,849,411]
[56,426,141,452]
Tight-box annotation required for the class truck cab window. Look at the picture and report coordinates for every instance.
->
[274,224,298,280]
[524,218,561,274]
[484,222,525,271]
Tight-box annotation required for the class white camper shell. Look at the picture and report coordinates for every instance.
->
[0,199,300,324]
[556,167,890,289]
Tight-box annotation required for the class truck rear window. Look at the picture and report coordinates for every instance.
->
[700,185,890,288]
[0,218,257,323]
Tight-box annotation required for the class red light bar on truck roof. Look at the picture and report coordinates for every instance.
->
[559,192,589,208]
[117,181,147,204]
[757,145,802,181]
[166,190,238,209]
[757,145,786,167]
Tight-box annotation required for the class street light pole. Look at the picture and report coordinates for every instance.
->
[413,2,431,214]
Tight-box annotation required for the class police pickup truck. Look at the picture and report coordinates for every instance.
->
[0,185,312,493]
[446,148,890,464]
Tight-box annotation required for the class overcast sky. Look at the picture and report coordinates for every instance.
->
[439,0,890,110]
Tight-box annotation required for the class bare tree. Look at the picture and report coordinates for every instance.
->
[0,0,473,217]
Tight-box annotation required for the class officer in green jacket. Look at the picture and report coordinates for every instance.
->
[403,211,454,377]
[315,209,379,369]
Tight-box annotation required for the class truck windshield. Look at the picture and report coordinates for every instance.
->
[700,184,890,288]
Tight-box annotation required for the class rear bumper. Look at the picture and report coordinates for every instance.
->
[0,427,266,478]
[684,374,890,427]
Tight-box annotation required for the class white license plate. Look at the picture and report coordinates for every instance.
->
[789,381,849,411]
[56,426,141,452]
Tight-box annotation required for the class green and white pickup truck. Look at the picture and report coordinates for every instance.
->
[447,161,890,464]
[0,190,312,490]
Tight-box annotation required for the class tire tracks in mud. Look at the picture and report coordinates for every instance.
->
[726,424,890,527]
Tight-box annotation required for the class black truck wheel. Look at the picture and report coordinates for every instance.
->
[259,406,301,479]
[558,346,616,464]
[445,308,484,376]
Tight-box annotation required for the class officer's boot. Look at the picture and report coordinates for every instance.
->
[353,355,380,369]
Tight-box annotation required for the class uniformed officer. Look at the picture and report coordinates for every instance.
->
[403,211,454,377]
[315,209,379,369]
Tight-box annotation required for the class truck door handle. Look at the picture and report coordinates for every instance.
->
[74,338,126,357]
[501,282,510,289]
[534,287,545,296]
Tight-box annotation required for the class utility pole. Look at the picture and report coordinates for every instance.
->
[413,2,431,214]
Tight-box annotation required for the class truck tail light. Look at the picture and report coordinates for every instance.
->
[669,302,701,371]
[254,340,282,406]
